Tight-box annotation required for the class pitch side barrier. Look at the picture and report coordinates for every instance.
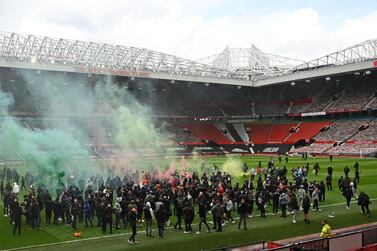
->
[204,226,377,251]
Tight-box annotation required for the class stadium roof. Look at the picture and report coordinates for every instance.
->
[198,44,304,77]
[0,31,376,87]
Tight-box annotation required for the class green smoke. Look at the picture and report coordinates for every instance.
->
[0,70,177,189]
[0,97,89,190]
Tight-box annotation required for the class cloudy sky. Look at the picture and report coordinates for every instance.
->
[0,0,376,61]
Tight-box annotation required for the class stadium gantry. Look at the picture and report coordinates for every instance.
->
[0,31,377,87]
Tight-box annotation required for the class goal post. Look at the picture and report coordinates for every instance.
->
[359,148,377,158]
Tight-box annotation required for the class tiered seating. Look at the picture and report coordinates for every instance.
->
[304,84,343,112]
[351,120,377,141]
[327,92,372,112]
[326,82,376,112]
[245,123,271,144]
[314,119,369,142]
[291,143,333,154]
[182,124,232,144]
[284,121,332,144]
[367,97,377,109]
[268,123,297,143]
[327,142,377,155]
[170,127,201,142]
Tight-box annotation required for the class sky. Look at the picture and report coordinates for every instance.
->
[0,0,376,61]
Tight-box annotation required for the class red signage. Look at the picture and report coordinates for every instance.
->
[373,60,377,67]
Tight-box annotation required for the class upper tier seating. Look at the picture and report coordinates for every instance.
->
[182,124,232,144]
[284,121,333,144]
[314,119,369,142]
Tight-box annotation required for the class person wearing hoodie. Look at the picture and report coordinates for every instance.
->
[196,200,211,234]
[289,193,299,224]
[212,201,224,232]
[84,198,94,227]
[174,197,183,230]
[70,199,79,230]
[358,191,371,217]
[155,203,167,239]
[44,190,53,225]
[298,185,306,210]
[102,203,113,234]
[312,188,321,211]
[183,202,194,234]
[12,201,23,235]
[144,201,155,237]
[113,197,122,229]
[128,207,138,245]
[302,194,311,223]
[279,192,289,217]
[238,198,248,230]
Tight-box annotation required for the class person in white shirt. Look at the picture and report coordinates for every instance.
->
[12,182,20,198]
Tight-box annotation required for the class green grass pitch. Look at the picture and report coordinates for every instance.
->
[1,156,376,251]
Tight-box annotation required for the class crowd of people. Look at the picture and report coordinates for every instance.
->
[0,158,372,245]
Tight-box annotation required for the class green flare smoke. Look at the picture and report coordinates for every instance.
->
[0,71,174,190]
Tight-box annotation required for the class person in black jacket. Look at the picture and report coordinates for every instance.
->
[344,166,350,177]
[238,198,248,230]
[183,202,194,234]
[52,199,61,225]
[326,174,332,191]
[71,199,79,230]
[272,190,280,215]
[302,194,310,223]
[343,186,353,209]
[102,203,113,234]
[358,191,371,217]
[44,190,53,225]
[212,202,224,232]
[128,207,138,245]
[12,201,23,235]
[327,166,333,176]
[155,204,167,239]
[258,193,266,217]
[197,202,210,234]
[174,198,183,230]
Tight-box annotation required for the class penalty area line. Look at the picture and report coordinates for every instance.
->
[3,197,376,251]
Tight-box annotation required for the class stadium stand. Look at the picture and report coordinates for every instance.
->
[267,123,297,143]
[314,119,369,142]
[181,123,232,144]
[284,121,332,144]
[352,120,377,141]
[245,123,271,144]
[328,142,377,155]
[291,143,334,154]
[326,81,376,112]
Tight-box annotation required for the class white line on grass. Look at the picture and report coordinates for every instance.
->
[2,198,376,251]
